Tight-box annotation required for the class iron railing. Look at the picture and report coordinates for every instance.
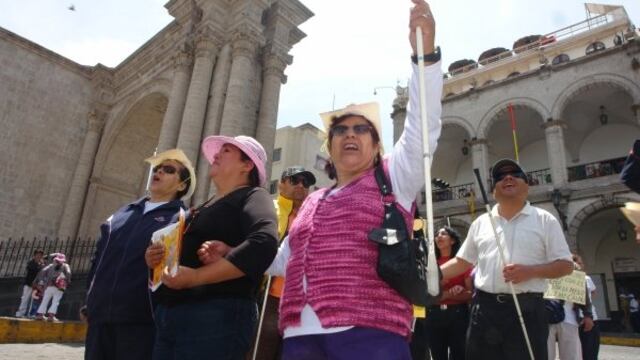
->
[0,237,96,278]
[527,168,553,186]
[568,156,626,182]
[430,183,475,203]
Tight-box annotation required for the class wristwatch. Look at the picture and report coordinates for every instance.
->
[412,46,441,64]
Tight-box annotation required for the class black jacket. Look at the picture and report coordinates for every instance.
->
[86,197,185,324]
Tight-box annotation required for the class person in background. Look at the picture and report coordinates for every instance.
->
[573,254,600,360]
[84,148,194,360]
[630,294,640,332]
[425,226,472,360]
[441,158,574,360]
[547,255,593,360]
[14,249,44,318]
[34,253,71,322]
[146,135,277,360]
[256,166,316,360]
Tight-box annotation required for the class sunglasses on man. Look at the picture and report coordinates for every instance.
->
[288,176,311,188]
[330,124,373,137]
[152,164,178,175]
[494,171,528,183]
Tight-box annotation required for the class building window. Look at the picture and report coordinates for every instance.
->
[314,155,328,171]
[272,148,282,162]
[552,54,570,65]
[269,180,278,194]
[585,41,605,55]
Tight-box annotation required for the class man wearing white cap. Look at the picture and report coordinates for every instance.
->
[84,148,195,360]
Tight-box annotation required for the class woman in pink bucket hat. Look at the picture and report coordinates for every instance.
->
[34,253,71,321]
[145,135,278,359]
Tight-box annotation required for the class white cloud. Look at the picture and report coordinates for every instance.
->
[57,38,139,67]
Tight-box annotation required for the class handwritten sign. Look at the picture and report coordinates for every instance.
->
[544,270,586,305]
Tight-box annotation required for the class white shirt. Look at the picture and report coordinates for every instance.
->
[266,61,443,338]
[457,202,572,294]
[585,275,598,321]
[144,201,167,214]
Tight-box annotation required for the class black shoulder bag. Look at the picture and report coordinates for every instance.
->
[367,163,440,306]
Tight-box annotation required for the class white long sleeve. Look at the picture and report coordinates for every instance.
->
[389,61,443,211]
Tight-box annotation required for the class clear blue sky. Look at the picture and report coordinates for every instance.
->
[1,0,638,149]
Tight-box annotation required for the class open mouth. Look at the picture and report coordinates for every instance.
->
[152,175,160,182]
[343,143,358,151]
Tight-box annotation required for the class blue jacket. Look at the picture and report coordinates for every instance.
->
[86,197,185,324]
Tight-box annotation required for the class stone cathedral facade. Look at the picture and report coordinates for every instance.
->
[0,0,312,240]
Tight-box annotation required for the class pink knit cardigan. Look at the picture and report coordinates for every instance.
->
[279,164,414,338]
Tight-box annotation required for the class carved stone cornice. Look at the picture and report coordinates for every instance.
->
[231,31,261,59]
[262,52,289,78]
[173,49,193,70]
[542,119,567,129]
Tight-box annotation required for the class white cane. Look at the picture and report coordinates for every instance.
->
[251,275,272,360]
[415,27,439,296]
[473,169,535,360]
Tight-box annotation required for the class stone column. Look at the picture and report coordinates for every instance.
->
[391,86,409,144]
[219,33,259,136]
[544,119,568,187]
[632,104,640,124]
[57,110,105,239]
[470,138,490,194]
[176,37,219,165]
[193,43,232,205]
[157,50,192,152]
[255,52,288,181]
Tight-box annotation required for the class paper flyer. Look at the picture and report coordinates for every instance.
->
[149,208,185,291]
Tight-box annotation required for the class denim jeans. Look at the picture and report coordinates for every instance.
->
[153,297,257,360]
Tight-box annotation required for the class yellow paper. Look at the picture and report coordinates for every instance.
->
[149,209,185,291]
[544,270,586,305]
[413,305,426,318]
[621,202,640,226]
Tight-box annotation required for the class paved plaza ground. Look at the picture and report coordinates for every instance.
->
[0,343,639,360]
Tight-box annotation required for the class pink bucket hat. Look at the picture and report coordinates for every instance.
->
[53,253,66,263]
[201,135,268,186]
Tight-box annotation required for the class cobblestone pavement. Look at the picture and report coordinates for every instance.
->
[1,343,640,360]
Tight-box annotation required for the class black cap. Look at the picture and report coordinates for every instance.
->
[491,159,527,184]
[281,166,317,186]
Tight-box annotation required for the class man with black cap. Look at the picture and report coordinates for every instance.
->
[256,166,316,360]
[441,158,573,360]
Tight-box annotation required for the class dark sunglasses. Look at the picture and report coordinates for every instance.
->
[494,171,528,183]
[288,176,311,188]
[330,124,373,137]
[152,164,178,174]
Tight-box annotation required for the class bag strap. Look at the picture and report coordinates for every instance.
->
[373,162,396,204]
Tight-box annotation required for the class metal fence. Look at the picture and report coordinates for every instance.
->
[0,237,96,278]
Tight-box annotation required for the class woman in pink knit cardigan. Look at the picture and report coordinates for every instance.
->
[198,1,442,358]
[264,1,443,358]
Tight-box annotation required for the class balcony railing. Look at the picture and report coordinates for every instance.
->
[431,182,474,203]
[444,8,626,78]
[568,156,626,182]
[527,168,553,186]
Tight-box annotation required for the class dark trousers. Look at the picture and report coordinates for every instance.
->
[579,321,600,360]
[466,291,548,360]
[282,327,411,360]
[153,298,257,360]
[425,304,469,360]
[85,322,155,360]
[410,317,431,360]
[254,295,283,360]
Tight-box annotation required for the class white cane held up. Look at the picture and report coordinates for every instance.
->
[415,27,439,296]
[251,275,272,360]
[473,169,535,360]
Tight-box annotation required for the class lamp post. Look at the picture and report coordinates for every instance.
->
[551,189,568,231]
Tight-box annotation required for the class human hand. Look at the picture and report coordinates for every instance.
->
[581,316,594,332]
[409,0,435,57]
[448,285,465,296]
[145,243,165,268]
[503,264,535,284]
[161,265,199,290]
[197,240,232,265]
